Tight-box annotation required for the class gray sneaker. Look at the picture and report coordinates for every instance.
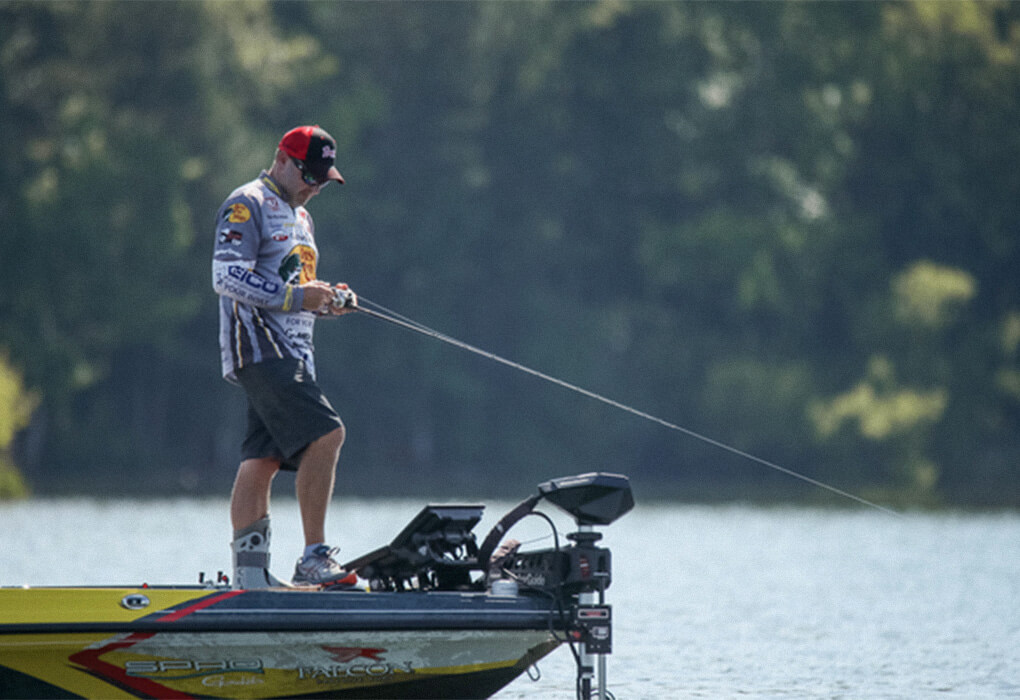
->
[292,545,358,587]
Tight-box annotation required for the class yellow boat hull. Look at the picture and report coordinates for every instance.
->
[0,586,561,699]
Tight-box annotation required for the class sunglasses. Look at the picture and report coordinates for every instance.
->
[291,158,331,188]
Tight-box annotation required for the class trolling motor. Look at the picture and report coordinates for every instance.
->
[481,473,634,700]
[344,472,634,700]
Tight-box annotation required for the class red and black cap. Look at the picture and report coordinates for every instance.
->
[279,125,345,185]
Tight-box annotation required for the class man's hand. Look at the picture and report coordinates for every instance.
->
[300,280,339,313]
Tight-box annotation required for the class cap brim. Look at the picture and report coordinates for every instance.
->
[327,166,345,185]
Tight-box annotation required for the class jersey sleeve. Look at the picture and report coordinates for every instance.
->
[212,195,304,312]
[213,195,261,263]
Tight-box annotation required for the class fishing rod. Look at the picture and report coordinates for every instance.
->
[351,295,899,517]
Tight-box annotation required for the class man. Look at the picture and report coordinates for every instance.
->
[212,125,358,588]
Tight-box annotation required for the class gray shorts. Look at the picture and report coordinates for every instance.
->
[235,358,343,471]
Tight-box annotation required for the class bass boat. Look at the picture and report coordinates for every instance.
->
[0,472,633,699]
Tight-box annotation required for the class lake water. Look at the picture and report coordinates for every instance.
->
[1,497,1017,699]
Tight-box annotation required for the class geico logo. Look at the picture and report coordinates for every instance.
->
[228,266,281,294]
[126,659,263,676]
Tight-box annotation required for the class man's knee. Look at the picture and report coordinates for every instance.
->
[301,425,345,466]
[320,424,346,452]
[238,457,281,483]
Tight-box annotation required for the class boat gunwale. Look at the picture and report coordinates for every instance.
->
[0,586,569,635]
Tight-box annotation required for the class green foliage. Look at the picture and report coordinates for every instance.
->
[0,352,36,499]
[1,0,1018,505]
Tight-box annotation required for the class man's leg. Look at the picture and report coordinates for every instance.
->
[290,425,356,587]
[230,457,288,588]
[295,425,345,546]
[231,457,281,532]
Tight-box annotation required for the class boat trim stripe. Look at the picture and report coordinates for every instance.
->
[154,589,246,623]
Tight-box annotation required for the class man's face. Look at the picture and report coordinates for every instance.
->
[281,157,328,207]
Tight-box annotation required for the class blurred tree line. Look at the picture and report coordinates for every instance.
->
[1,1,1018,506]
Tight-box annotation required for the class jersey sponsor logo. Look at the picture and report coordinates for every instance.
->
[228,265,281,294]
[218,228,243,246]
[272,231,289,242]
[278,244,317,285]
[225,203,251,223]
[293,212,313,243]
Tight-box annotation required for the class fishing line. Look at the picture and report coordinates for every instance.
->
[355,296,899,516]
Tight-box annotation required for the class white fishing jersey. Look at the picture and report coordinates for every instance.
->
[213,172,321,382]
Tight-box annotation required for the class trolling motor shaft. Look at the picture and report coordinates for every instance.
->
[569,525,613,700]
[499,525,615,700]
